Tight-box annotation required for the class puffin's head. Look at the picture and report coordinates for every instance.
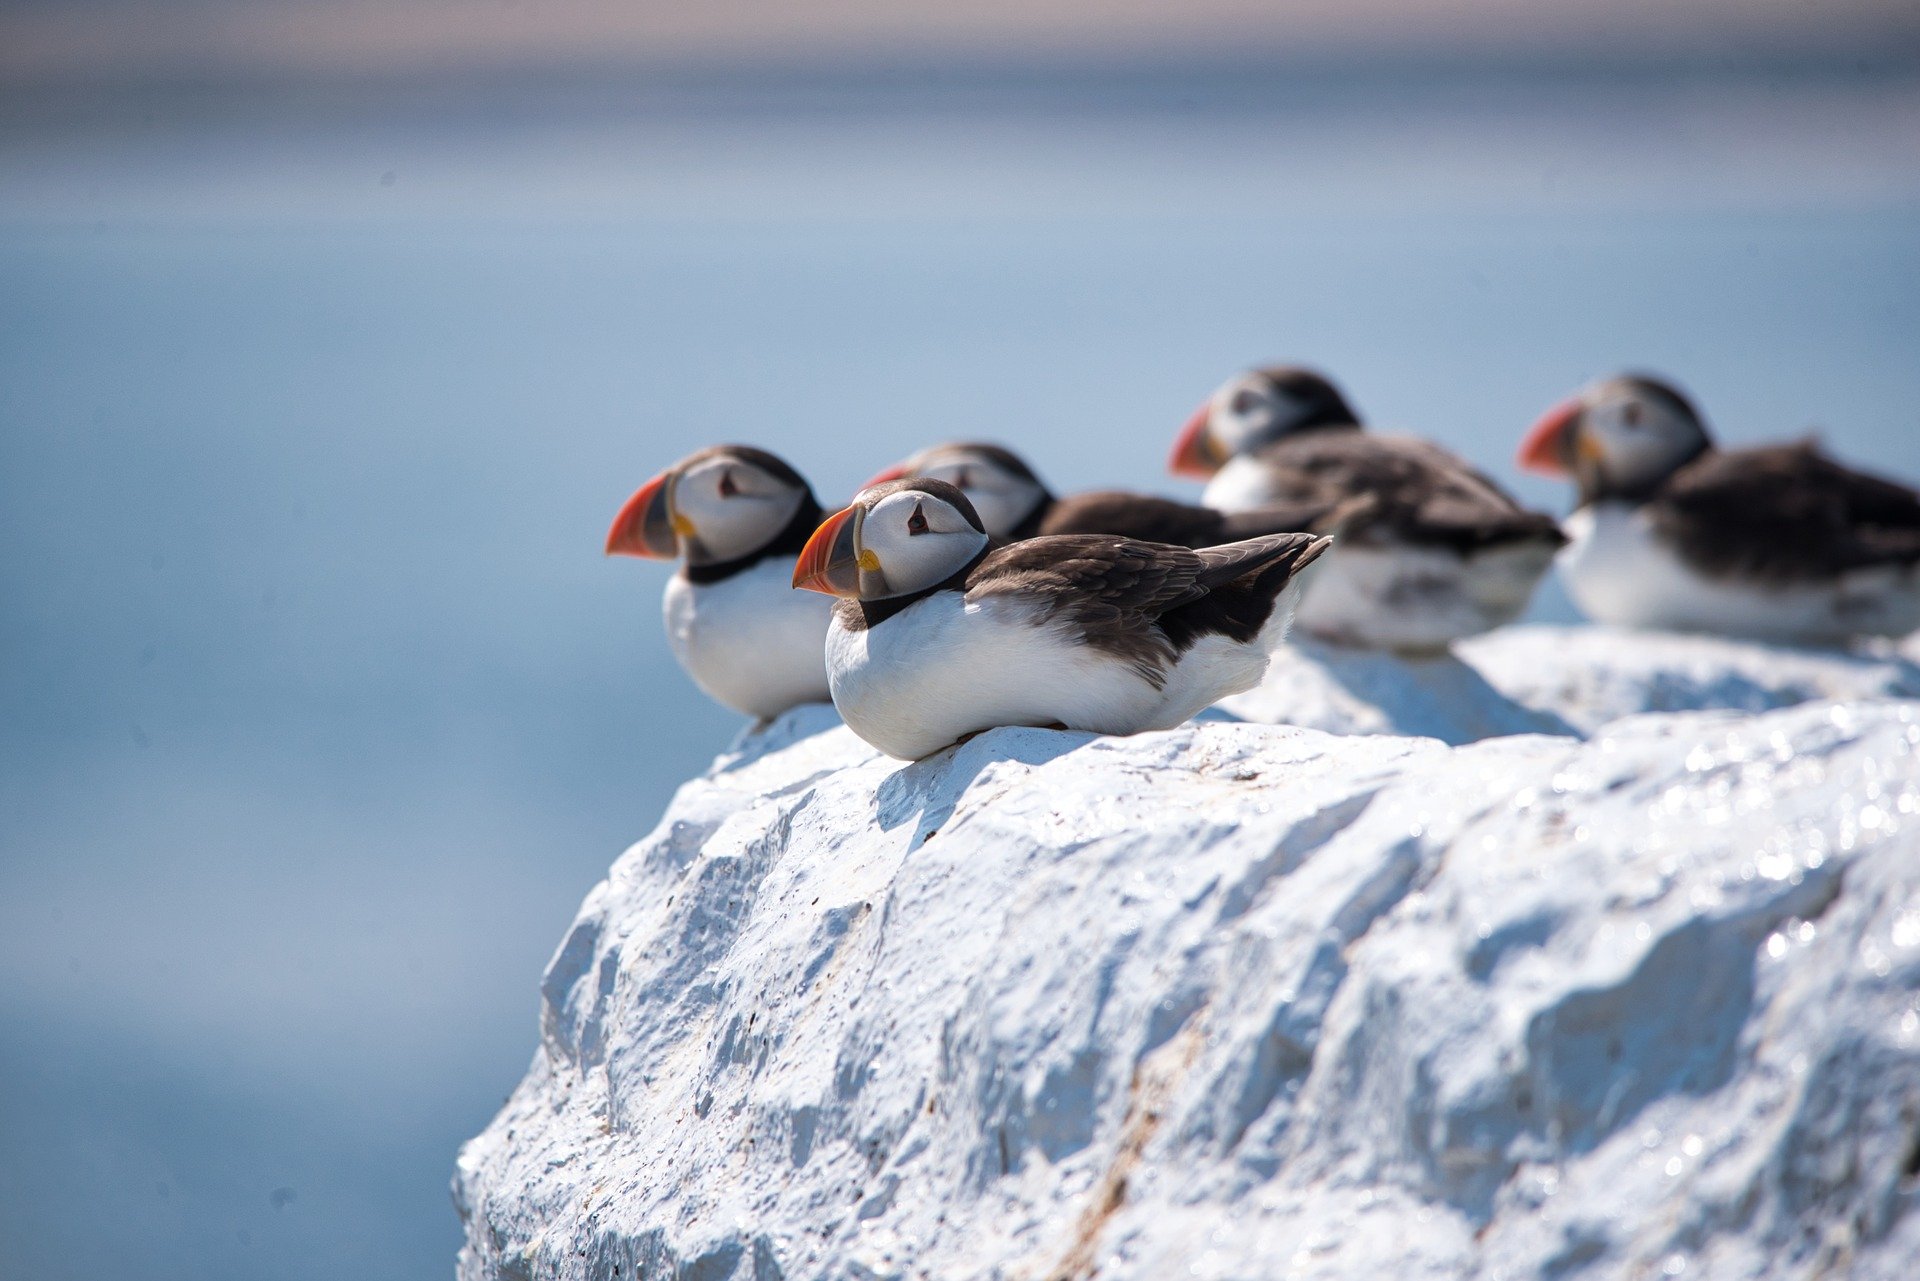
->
[792,479,990,600]
[1169,365,1362,479]
[606,445,817,567]
[1518,374,1712,502]
[861,442,1052,539]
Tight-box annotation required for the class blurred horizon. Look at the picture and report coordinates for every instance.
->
[8,0,1916,85]
[9,0,1918,233]
[8,58,1919,233]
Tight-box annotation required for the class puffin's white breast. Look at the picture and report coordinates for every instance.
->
[663,556,834,719]
[827,593,1160,759]
[1290,540,1557,653]
[1201,457,1285,513]
[1558,502,1920,643]
[827,589,1291,760]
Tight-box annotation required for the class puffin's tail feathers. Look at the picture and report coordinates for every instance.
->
[1194,531,1334,595]
[1155,532,1333,655]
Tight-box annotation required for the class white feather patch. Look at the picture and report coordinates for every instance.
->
[663,556,835,719]
[1558,502,1920,643]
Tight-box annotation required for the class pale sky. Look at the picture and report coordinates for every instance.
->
[5,0,1919,83]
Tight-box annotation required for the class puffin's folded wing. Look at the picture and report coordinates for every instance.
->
[964,532,1334,686]
[1259,433,1564,551]
[966,536,1212,619]
[963,536,1224,683]
[1037,492,1234,547]
[1192,531,1334,591]
[1655,442,1920,582]
[1037,491,1348,548]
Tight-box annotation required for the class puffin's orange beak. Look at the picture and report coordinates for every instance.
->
[1517,400,1581,477]
[792,505,865,596]
[1168,402,1223,479]
[606,472,680,558]
[860,462,911,491]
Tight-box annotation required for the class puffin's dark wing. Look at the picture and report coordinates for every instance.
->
[1037,492,1232,545]
[1256,433,1564,553]
[1191,531,1332,591]
[967,532,1330,681]
[966,536,1214,683]
[1163,532,1333,652]
[1038,490,1349,547]
[968,536,1210,619]
[1651,442,1920,583]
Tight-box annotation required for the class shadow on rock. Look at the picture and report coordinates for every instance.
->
[1253,638,1580,744]
[871,724,1097,840]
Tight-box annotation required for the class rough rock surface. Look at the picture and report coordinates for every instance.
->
[456,665,1920,1279]
[1223,627,1920,743]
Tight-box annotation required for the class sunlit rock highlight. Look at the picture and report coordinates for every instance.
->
[455,637,1920,1281]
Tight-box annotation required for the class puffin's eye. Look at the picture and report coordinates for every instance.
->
[954,467,972,489]
[907,503,929,535]
[718,467,739,497]
[1231,388,1264,416]
[1621,403,1643,428]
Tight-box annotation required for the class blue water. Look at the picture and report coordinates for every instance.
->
[3,69,1918,1279]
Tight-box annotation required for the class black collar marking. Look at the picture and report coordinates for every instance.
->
[843,541,997,630]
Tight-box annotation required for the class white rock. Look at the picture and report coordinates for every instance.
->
[455,690,1920,1280]
[1461,626,1920,738]
[1222,626,1920,743]
[1219,638,1575,745]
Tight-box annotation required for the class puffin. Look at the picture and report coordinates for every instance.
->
[863,441,1358,546]
[606,445,834,719]
[791,477,1332,760]
[1518,374,1920,642]
[1168,364,1565,653]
